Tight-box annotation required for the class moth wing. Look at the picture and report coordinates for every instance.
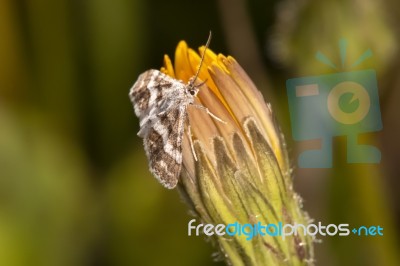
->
[142,105,187,189]
[129,69,185,118]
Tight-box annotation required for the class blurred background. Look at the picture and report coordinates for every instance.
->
[1,0,399,265]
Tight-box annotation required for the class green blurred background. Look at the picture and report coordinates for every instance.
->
[1,0,399,265]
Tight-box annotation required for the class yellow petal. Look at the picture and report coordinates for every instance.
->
[161,54,175,78]
[174,41,194,82]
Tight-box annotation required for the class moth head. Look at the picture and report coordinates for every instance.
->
[187,76,201,97]
[187,85,200,97]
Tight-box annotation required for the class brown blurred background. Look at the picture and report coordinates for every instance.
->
[1,0,399,265]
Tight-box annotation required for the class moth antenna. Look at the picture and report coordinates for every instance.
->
[189,31,212,87]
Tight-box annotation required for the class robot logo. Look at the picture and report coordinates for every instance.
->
[286,40,382,168]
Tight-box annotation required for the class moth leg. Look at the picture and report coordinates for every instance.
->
[186,121,198,161]
[192,104,227,124]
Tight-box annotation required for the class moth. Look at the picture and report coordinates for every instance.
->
[129,32,224,189]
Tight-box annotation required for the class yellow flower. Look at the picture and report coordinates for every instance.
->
[161,40,314,265]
